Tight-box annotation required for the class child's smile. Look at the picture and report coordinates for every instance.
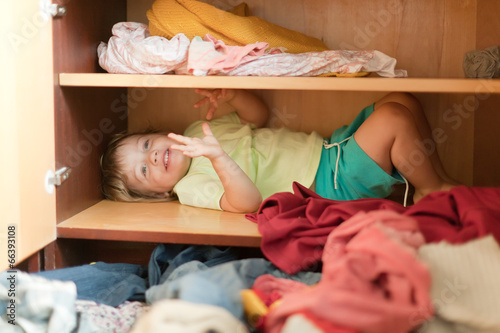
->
[163,149,170,170]
[117,133,191,197]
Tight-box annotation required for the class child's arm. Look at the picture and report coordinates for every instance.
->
[169,123,262,213]
[194,89,269,127]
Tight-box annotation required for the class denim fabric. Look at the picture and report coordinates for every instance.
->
[148,244,240,287]
[34,244,240,307]
[35,262,147,307]
[146,258,321,320]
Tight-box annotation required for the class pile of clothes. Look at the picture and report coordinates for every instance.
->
[97,0,407,77]
[2,185,500,332]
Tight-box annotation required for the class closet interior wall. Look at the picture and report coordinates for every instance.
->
[474,1,500,186]
[35,0,499,270]
[128,0,500,188]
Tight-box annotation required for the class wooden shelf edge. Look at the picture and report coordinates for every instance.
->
[56,200,262,248]
[58,73,500,93]
[56,226,261,247]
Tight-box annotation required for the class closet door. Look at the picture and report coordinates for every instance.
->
[0,0,57,270]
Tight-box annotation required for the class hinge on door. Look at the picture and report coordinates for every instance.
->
[45,167,72,194]
[40,0,67,19]
[48,4,67,17]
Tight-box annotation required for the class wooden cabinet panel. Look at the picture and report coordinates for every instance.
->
[1,1,57,269]
[52,0,127,222]
[5,0,498,270]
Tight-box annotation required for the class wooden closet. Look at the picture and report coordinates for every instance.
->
[2,0,500,271]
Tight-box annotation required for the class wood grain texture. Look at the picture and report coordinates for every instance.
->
[57,200,261,247]
[53,0,128,222]
[49,0,500,251]
[474,0,500,186]
[127,0,491,185]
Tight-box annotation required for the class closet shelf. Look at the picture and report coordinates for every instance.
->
[56,200,261,247]
[59,73,500,93]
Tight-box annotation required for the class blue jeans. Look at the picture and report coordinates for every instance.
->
[148,244,241,286]
[146,258,321,320]
[35,244,241,307]
[35,262,147,307]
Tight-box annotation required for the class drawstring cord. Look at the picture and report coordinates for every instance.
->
[401,173,409,208]
[323,137,410,207]
[398,171,410,207]
[323,137,351,190]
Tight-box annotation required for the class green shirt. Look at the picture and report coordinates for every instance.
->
[173,112,323,210]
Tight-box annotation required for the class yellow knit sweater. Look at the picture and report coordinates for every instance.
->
[147,0,329,54]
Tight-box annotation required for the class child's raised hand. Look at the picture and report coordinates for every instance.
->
[193,88,236,120]
[168,123,224,160]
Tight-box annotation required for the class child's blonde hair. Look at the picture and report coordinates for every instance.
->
[100,131,177,203]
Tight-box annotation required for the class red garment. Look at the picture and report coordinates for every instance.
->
[405,184,500,243]
[246,182,500,274]
[261,210,432,333]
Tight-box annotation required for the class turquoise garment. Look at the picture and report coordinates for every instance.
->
[315,104,404,201]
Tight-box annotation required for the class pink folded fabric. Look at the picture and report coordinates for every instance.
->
[263,210,433,333]
[186,34,269,76]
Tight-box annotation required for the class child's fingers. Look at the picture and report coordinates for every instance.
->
[194,88,213,97]
[170,142,199,155]
[193,97,210,108]
[172,147,202,158]
[171,142,206,157]
[193,89,215,107]
[169,144,186,152]
[210,91,220,104]
[204,98,218,119]
[167,133,193,145]
[167,132,184,141]
[206,108,215,120]
[202,122,214,137]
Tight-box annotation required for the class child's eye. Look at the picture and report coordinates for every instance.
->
[142,164,147,176]
[144,139,150,150]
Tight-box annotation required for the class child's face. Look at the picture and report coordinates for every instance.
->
[117,133,191,197]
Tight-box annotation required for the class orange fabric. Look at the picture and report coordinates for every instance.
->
[147,0,329,54]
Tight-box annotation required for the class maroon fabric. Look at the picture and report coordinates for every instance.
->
[405,184,500,243]
[262,211,432,333]
[246,182,500,274]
